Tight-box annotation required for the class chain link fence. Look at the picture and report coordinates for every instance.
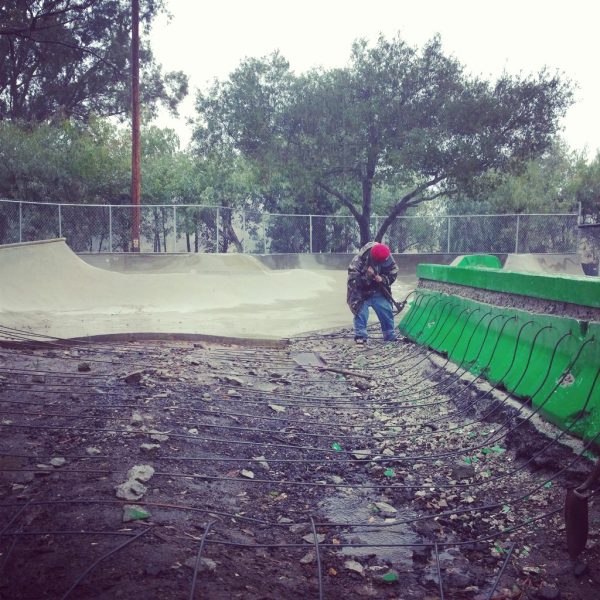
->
[0,199,580,255]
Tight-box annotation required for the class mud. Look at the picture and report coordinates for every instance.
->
[0,331,599,599]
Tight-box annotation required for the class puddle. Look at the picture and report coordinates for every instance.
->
[319,492,419,565]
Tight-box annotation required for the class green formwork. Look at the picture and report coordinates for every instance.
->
[399,288,600,441]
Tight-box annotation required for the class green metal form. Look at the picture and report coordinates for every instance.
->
[400,262,600,441]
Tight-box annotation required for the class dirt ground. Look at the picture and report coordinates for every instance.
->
[0,330,599,599]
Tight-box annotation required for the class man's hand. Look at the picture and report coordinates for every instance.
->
[366,266,383,283]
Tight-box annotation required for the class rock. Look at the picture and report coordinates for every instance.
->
[115,479,147,501]
[140,443,160,452]
[149,430,169,442]
[289,524,308,534]
[32,375,45,383]
[331,475,344,484]
[344,560,365,576]
[184,556,217,572]
[252,455,270,470]
[122,371,143,385]
[300,551,316,564]
[373,501,397,514]
[227,389,242,398]
[77,362,91,372]
[452,461,475,480]
[131,411,144,424]
[538,585,561,599]
[351,449,372,460]
[86,447,101,456]
[240,469,255,479]
[268,404,286,413]
[251,382,280,393]
[302,533,325,544]
[122,504,151,522]
[223,376,244,386]
[277,516,293,524]
[50,457,66,467]
[382,448,395,457]
[127,464,155,482]
[188,428,199,435]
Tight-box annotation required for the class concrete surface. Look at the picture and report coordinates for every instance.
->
[0,239,416,341]
[503,253,585,276]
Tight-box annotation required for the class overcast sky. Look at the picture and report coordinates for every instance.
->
[151,0,600,156]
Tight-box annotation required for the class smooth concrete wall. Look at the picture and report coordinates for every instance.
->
[80,252,501,275]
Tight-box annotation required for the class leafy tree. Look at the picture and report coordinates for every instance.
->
[573,151,600,223]
[0,0,187,121]
[195,34,572,246]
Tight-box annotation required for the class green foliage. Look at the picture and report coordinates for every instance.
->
[0,0,187,121]
[194,33,573,245]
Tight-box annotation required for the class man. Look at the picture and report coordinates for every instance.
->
[347,242,398,344]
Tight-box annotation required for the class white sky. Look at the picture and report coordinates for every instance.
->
[151,0,600,156]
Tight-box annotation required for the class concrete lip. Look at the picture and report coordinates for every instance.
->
[0,239,416,341]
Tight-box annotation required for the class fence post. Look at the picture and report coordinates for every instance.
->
[446,216,451,253]
[108,205,113,252]
[18,202,22,243]
[262,218,267,254]
[309,215,313,253]
[374,216,379,242]
[173,205,177,253]
[515,215,520,254]
[58,204,62,238]
[216,207,220,253]
[242,209,246,253]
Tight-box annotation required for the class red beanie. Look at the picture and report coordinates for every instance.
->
[370,243,391,262]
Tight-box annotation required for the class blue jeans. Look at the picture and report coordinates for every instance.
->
[353,294,396,341]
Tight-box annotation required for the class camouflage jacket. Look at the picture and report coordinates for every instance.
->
[346,242,398,315]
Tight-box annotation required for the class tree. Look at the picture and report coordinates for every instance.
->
[195,34,572,246]
[0,0,187,121]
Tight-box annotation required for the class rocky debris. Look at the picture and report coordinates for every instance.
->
[240,469,255,479]
[302,533,325,544]
[183,556,217,572]
[373,501,397,514]
[351,449,372,460]
[344,560,365,576]
[127,465,154,482]
[115,479,148,501]
[115,464,155,501]
[222,375,244,386]
[131,411,144,424]
[268,404,286,413]
[252,455,270,470]
[140,443,160,452]
[86,447,101,456]
[149,430,169,442]
[300,551,316,564]
[122,371,143,385]
[77,362,91,372]
[452,460,475,480]
[49,457,66,467]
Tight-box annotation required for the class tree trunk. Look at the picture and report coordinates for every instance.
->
[359,178,373,246]
[186,232,191,252]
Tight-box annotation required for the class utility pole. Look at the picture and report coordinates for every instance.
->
[131,0,141,252]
